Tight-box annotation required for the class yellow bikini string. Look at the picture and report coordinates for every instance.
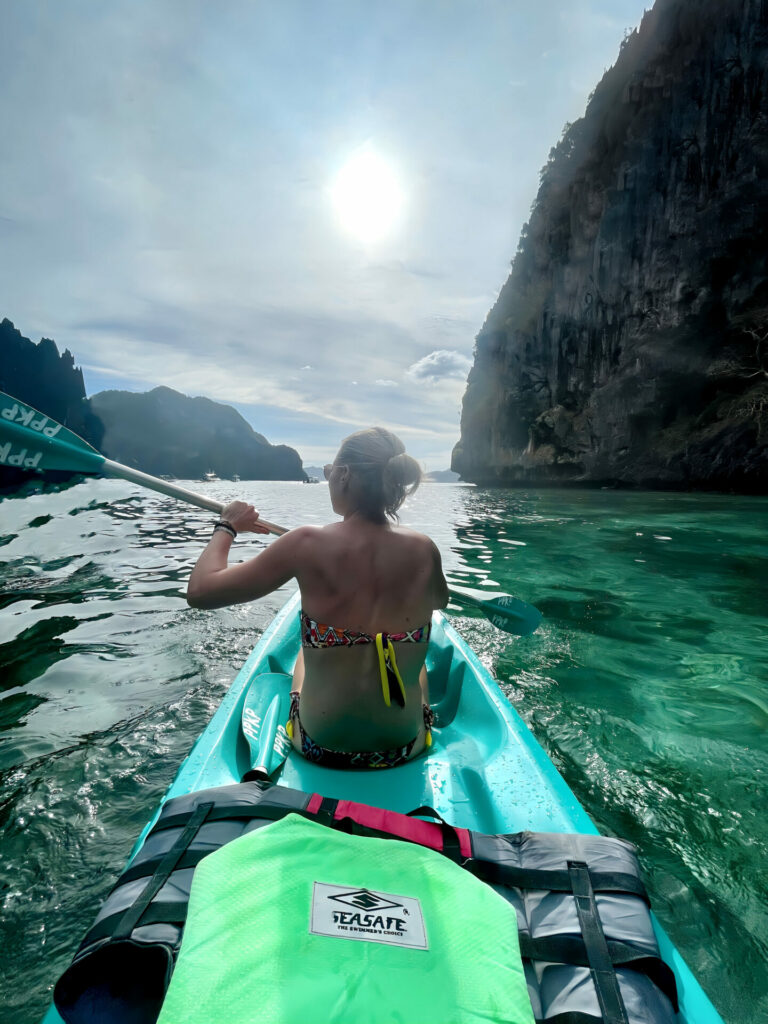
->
[375,634,432,745]
[375,633,407,708]
[288,635,431,747]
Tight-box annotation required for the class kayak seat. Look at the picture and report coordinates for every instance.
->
[169,596,579,835]
[425,641,463,726]
[221,612,510,827]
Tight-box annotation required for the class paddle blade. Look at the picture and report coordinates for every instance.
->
[485,594,543,635]
[241,673,293,776]
[0,391,104,474]
[449,584,542,636]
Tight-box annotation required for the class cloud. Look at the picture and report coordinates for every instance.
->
[407,349,472,384]
[0,0,651,472]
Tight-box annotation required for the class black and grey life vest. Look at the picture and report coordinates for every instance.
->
[54,779,678,1024]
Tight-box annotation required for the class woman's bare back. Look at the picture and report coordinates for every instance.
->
[292,518,445,751]
[296,518,439,632]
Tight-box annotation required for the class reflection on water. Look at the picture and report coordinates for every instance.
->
[0,479,766,1023]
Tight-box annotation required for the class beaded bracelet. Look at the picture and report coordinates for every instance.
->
[212,520,237,539]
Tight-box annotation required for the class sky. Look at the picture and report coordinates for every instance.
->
[0,0,652,470]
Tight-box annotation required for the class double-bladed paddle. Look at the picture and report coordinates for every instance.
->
[447,585,542,635]
[241,674,293,778]
[0,389,285,533]
[0,390,542,635]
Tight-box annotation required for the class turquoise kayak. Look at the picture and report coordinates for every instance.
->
[44,591,724,1024]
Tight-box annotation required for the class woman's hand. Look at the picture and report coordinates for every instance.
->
[221,501,271,535]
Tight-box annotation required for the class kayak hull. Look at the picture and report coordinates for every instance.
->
[44,591,723,1024]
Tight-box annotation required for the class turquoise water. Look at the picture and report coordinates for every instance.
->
[0,479,766,1023]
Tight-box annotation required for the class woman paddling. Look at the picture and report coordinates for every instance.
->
[187,427,449,768]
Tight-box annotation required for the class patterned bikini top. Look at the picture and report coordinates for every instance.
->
[299,610,432,710]
[300,611,431,649]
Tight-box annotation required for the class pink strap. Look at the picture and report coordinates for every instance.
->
[333,799,472,859]
[306,793,323,815]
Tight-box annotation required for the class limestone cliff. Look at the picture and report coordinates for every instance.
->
[0,319,102,488]
[453,0,768,492]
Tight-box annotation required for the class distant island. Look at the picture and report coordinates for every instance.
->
[0,318,305,486]
[304,465,461,483]
[424,469,461,483]
[89,387,305,481]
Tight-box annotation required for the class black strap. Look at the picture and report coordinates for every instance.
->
[120,847,212,886]
[313,796,339,826]
[130,803,647,902]
[112,802,213,940]
[84,901,190,946]
[466,859,649,904]
[120,800,326,885]
[152,798,310,832]
[517,935,678,1010]
[331,808,463,862]
[149,804,273,831]
[123,806,467,889]
[568,860,629,1024]
[536,1014,606,1024]
[119,848,647,906]
[405,806,464,861]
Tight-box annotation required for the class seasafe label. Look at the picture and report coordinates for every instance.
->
[310,882,428,950]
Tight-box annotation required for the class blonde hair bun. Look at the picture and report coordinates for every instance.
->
[336,427,422,520]
[384,452,422,489]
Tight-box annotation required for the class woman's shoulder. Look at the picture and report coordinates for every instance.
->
[390,525,439,552]
[293,521,435,558]
[283,524,337,542]
[269,524,331,559]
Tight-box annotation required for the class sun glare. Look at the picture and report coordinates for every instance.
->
[331,149,404,243]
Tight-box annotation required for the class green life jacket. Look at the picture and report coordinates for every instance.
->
[156,813,535,1024]
[53,780,678,1024]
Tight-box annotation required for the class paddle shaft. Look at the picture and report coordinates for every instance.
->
[0,389,287,535]
[0,389,539,632]
[103,462,538,633]
[102,458,288,535]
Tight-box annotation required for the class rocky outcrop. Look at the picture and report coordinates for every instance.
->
[89,387,306,480]
[453,0,768,492]
[0,318,85,420]
[1,319,306,484]
[0,319,102,488]
[424,469,461,483]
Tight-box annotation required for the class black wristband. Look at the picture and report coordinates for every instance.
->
[212,520,237,539]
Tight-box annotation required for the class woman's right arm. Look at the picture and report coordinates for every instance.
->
[187,520,315,610]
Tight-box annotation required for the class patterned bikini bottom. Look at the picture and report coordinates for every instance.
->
[288,691,434,770]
